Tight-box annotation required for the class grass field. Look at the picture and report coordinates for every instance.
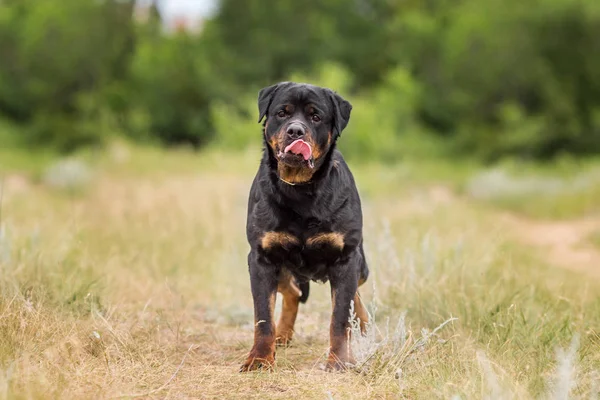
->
[0,144,599,399]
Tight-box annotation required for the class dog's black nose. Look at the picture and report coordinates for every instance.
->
[286,123,305,139]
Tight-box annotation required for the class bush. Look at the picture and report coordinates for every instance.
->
[0,0,135,151]
[1,0,600,161]
[128,33,215,148]
[415,0,600,160]
[212,64,443,163]
[203,0,600,161]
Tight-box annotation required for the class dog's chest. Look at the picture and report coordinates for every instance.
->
[260,227,345,281]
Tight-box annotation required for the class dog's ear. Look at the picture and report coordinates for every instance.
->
[328,90,352,137]
[258,82,288,123]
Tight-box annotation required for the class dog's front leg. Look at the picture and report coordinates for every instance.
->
[240,251,278,372]
[327,251,361,371]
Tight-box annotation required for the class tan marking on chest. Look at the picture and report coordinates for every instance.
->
[306,232,345,250]
[261,231,300,250]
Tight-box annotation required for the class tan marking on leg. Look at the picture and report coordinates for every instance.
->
[327,288,355,371]
[306,232,344,250]
[261,232,299,250]
[353,291,369,335]
[327,333,353,371]
[276,271,301,346]
[241,292,276,372]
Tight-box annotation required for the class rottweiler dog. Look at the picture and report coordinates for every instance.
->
[240,82,369,372]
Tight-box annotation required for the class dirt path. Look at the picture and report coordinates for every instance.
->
[426,185,600,278]
[498,212,600,278]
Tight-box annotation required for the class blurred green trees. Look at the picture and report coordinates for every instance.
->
[1,0,599,161]
[0,0,136,151]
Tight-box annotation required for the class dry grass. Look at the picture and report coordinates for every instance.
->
[0,146,599,399]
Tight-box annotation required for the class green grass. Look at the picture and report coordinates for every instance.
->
[462,157,600,219]
[588,230,600,250]
[0,119,55,177]
[0,147,57,178]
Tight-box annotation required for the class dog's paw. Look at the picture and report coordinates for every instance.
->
[325,352,356,372]
[239,353,275,372]
[275,333,293,347]
[325,361,349,372]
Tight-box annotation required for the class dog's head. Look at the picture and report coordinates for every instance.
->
[257,82,352,181]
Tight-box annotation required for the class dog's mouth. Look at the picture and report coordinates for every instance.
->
[277,139,315,169]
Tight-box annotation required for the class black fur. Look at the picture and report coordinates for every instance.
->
[298,281,310,304]
[241,82,369,371]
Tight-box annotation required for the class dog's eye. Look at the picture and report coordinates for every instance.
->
[311,114,321,123]
[277,110,287,118]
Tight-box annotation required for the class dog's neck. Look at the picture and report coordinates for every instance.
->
[267,147,336,188]
[278,176,303,186]
[276,164,315,185]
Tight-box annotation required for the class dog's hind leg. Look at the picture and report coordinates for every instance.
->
[275,270,302,346]
[353,289,369,335]
[354,248,370,335]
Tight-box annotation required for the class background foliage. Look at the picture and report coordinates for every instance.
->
[1,0,600,161]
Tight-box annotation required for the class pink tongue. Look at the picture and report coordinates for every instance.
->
[284,139,312,161]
